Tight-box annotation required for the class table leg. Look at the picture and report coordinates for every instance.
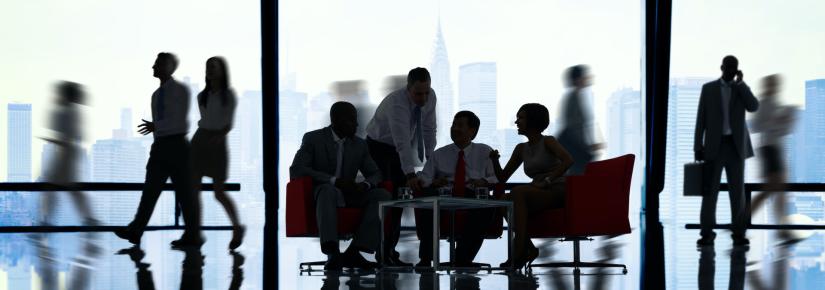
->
[379,203,385,270]
[450,209,456,272]
[433,199,440,271]
[507,204,514,272]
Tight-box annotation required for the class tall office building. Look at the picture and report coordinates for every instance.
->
[791,79,825,183]
[607,88,642,159]
[7,104,32,182]
[429,20,455,146]
[459,62,498,146]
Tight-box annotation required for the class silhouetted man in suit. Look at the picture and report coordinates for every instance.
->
[290,101,391,270]
[694,55,759,246]
[116,52,202,248]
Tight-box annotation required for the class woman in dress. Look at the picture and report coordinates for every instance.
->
[191,56,244,249]
[490,103,574,268]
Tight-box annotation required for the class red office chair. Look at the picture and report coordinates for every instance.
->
[412,184,505,271]
[526,154,635,274]
[285,176,393,273]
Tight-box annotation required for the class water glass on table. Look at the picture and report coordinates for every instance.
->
[437,187,452,197]
[398,187,413,200]
[475,187,490,199]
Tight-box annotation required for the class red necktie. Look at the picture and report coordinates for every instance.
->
[454,150,466,196]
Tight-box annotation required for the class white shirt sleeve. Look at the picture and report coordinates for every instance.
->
[387,93,417,174]
[423,89,438,158]
[417,151,438,187]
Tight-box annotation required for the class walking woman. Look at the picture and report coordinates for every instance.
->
[490,103,573,268]
[191,56,245,249]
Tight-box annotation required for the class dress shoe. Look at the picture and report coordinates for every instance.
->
[342,251,378,270]
[379,252,412,267]
[171,236,205,249]
[115,229,140,245]
[324,254,343,271]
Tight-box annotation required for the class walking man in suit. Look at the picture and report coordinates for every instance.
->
[694,55,759,246]
[290,101,392,270]
[116,52,202,248]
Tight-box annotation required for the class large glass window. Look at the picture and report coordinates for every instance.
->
[278,0,642,288]
[666,1,825,288]
[1,1,263,289]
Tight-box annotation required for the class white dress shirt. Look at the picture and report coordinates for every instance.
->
[366,88,437,174]
[416,142,498,188]
[720,78,733,136]
[197,89,237,130]
[151,78,190,137]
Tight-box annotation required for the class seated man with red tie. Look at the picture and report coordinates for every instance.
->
[408,111,498,269]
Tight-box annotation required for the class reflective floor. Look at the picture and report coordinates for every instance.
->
[0,230,263,290]
[1,227,823,289]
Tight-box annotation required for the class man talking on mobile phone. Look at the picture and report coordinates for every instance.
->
[694,55,759,247]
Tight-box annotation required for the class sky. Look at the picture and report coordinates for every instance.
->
[0,0,261,180]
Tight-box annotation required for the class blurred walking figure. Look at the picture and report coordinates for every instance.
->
[191,56,245,249]
[557,65,604,175]
[750,74,797,242]
[40,81,97,226]
[37,81,100,290]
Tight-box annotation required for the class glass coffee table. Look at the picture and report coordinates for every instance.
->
[378,196,514,272]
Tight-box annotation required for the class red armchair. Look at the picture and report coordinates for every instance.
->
[285,176,392,272]
[526,154,635,274]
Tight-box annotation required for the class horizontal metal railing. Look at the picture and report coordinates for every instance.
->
[0,182,241,233]
[685,183,825,230]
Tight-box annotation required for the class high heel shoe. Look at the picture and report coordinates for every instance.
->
[500,246,539,269]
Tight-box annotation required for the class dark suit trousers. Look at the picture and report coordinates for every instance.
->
[700,136,747,239]
[314,183,391,252]
[128,134,201,238]
[366,137,406,253]
[416,188,495,263]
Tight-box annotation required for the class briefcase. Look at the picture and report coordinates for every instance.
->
[684,162,704,196]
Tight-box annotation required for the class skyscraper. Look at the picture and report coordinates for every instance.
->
[459,62,498,146]
[607,88,642,159]
[429,20,455,146]
[7,104,32,182]
[792,79,825,183]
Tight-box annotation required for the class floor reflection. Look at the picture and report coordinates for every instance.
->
[0,231,261,290]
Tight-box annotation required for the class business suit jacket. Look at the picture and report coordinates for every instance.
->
[290,126,383,186]
[694,79,759,160]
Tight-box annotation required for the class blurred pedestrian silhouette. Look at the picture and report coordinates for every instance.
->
[694,55,759,247]
[37,81,101,290]
[750,74,798,242]
[116,52,202,248]
[557,65,604,175]
[332,80,375,139]
[40,81,98,226]
[191,56,244,250]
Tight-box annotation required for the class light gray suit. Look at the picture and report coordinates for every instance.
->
[694,79,759,239]
[290,126,390,251]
